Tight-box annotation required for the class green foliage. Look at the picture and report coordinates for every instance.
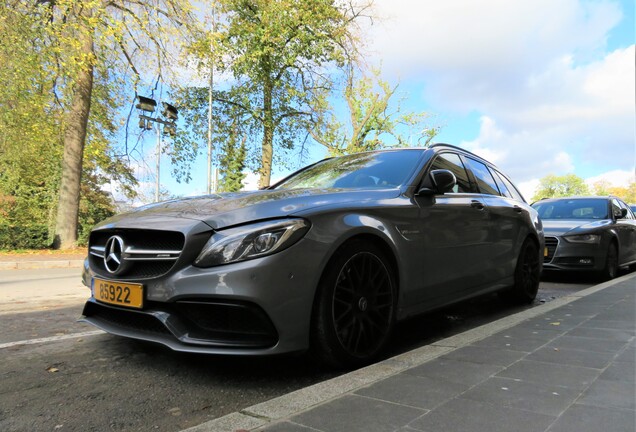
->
[311,67,438,156]
[218,133,248,192]
[0,0,202,248]
[0,225,50,250]
[531,174,591,202]
[591,181,636,203]
[187,0,370,187]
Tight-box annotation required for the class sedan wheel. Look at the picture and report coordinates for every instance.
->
[500,239,541,305]
[600,243,618,281]
[312,241,396,368]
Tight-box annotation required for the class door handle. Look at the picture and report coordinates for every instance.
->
[513,205,523,213]
[470,200,485,210]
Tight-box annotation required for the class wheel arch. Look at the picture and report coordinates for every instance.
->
[308,231,401,331]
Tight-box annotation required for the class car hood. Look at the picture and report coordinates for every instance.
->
[542,219,612,236]
[96,188,401,230]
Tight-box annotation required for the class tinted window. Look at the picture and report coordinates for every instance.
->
[532,199,609,220]
[618,200,634,219]
[464,158,500,196]
[275,150,424,190]
[495,170,526,202]
[611,199,623,219]
[429,153,472,193]
[491,170,513,198]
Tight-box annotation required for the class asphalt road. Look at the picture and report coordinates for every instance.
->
[0,267,608,432]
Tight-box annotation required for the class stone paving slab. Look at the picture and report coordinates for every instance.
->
[182,273,636,432]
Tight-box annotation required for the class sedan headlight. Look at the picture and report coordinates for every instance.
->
[563,234,601,244]
[194,218,310,267]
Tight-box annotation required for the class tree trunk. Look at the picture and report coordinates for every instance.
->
[259,78,274,188]
[53,12,94,250]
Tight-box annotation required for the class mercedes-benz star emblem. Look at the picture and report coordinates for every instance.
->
[104,235,125,274]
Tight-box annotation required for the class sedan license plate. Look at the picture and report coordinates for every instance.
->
[93,278,144,309]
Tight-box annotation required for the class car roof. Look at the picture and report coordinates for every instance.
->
[533,196,620,203]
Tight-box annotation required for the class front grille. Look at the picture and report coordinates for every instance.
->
[544,237,558,263]
[89,229,185,280]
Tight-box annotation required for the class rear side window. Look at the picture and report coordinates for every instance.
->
[496,171,525,202]
[611,199,623,218]
[428,153,472,193]
[618,200,635,219]
[491,170,513,198]
[464,158,500,196]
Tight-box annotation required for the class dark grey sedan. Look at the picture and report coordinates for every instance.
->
[81,144,543,368]
[532,196,636,279]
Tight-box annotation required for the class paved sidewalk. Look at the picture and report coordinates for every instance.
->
[185,273,636,432]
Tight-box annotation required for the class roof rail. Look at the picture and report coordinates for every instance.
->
[430,143,485,161]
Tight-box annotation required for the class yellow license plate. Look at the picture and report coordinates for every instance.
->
[544,247,549,257]
[93,278,144,309]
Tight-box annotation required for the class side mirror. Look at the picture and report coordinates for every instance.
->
[618,208,628,219]
[418,169,457,196]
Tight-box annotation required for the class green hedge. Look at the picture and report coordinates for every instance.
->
[0,224,51,250]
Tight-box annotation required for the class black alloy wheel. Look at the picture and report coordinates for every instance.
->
[312,241,396,368]
[501,238,541,305]
[601,243,618,281]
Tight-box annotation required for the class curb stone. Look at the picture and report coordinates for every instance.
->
[0,260,84,270]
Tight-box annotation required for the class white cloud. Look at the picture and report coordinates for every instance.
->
[585,169,636,187]
[366,1,633,183]
[369,0,622,86]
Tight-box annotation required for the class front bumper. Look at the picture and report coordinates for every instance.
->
[80,237,326,355]
[542,236,606,272]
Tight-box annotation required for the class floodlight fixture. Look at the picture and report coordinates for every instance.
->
[136,96,157,112]
[138,118,152,130]
[163,123,177,137]
[162,102,178,120]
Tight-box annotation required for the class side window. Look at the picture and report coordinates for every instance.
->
[491,170,513,199]
[611,199,622,218]
[464,158,500,196]
[618,200,634,219]
[495,170,526,202]
[428,153,472,193]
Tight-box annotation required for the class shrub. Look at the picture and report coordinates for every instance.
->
[0,224,51,250]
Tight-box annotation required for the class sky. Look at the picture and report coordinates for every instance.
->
[149,0,635,202]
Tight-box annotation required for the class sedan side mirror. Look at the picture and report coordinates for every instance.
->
[618,208,628,219]
[418,169,457,196]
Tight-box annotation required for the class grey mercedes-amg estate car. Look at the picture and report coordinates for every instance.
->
[81,144,544,367]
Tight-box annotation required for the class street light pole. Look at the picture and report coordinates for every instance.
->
[156,122,161,202]
[207,6,215,194]
[136,96,178,203]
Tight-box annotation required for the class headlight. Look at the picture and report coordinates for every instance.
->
[194,218,310,267]
[563,234,600,244]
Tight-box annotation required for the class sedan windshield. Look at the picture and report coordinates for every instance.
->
[532,199,609,220]
[274,149,425,190]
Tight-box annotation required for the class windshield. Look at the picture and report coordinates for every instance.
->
[274,150,425,190]
[532,199,609,220]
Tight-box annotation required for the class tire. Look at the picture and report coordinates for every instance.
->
[600,242,618,281]
[311,240,397,369]
[500,238,541,305]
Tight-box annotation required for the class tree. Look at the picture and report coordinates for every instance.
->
[31,0,200,249]
[310,67,438,156]
[218,134,248,192]
[531,174,590,202]
[193,0,371,188]
[591,180,636,203]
